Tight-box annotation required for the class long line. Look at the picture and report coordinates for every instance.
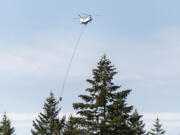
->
[60,25,85,97]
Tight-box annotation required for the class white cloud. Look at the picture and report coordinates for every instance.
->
[143,112,180,121]
[0,113,38,121]
[109,27,180,82]
[0,112,76,121]
[0,44,94,79]
[1,112,180,125]
[1,27,180,82]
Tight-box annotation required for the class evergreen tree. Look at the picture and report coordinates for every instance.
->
[107,89,134,135]
[129,109,146,135]
[64,115,86,135]
[0,113,15,135]
[148,117,165,135]
[73,55,135,135]
[31,92,65,135]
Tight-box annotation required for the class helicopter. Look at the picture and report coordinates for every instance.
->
[74,13,101,25]
[78,14,93,25]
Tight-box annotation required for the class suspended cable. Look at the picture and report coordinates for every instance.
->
[59,25,86,99]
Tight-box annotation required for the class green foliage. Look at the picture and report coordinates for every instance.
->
[73,55,142,135]
[148,118,165,135]
[107,89,134,135]
[129,109,146,135]
[0,113,15,135]
[64,115,87,135]
[31,92,65,135]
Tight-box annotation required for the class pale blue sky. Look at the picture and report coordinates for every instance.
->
[0,0,180,134]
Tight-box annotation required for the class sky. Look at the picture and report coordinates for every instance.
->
[0,0,180,134]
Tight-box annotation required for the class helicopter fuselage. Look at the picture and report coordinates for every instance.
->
[80,16,92,24]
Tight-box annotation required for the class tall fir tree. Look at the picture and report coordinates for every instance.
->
[0,113,15,135]
[107,89,133,135]
[31,92,65,135]
[129,109,146,135]
[73,55,136,135]
[148,117,165,135]
[64,115,87,135]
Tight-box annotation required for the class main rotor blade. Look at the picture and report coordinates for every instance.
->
[82,13,90,16]
[94,14,102,16]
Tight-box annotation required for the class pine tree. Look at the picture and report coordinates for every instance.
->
[148,117,165,135]
[107,89,134,135]
[129,109,146,135]
[64,115,86,135]
[73,55,135,135]
[0,113,15,135]
[31,92,65,135]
